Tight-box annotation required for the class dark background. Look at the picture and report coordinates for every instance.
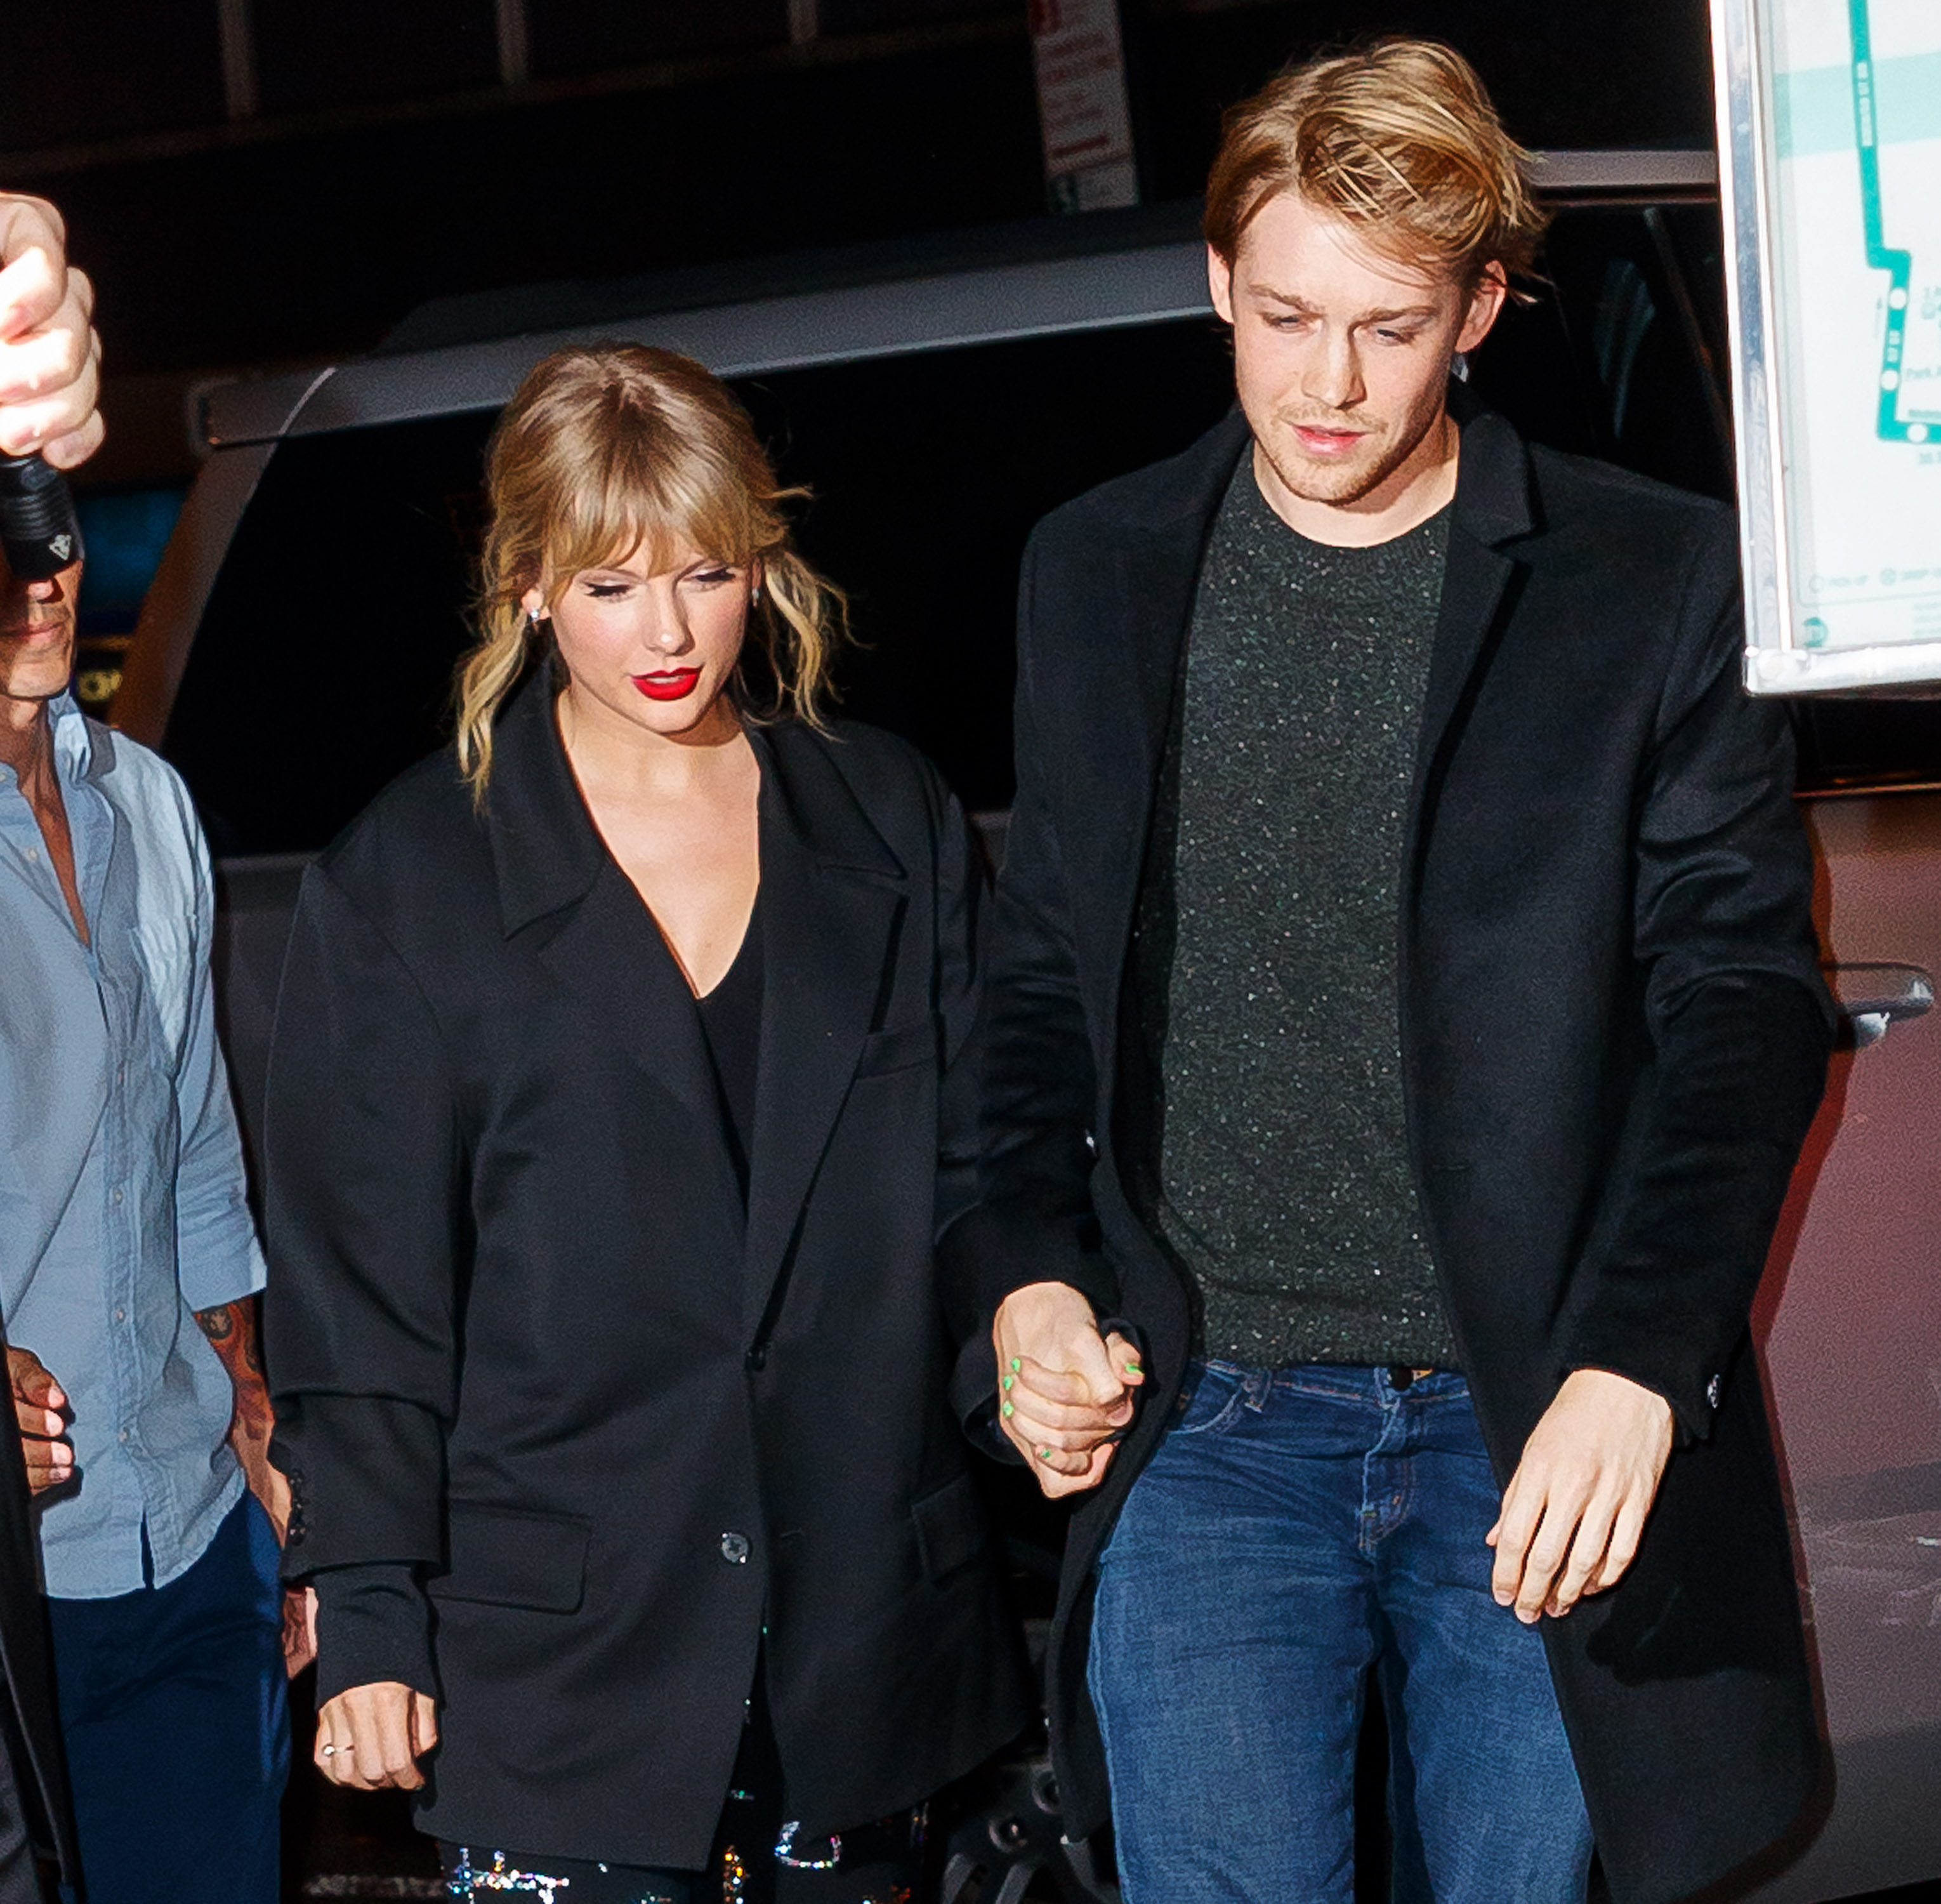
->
[2,0,1720,489]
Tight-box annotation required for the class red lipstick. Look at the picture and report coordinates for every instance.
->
[632,669,701,702]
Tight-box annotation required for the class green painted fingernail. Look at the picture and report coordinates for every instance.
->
[1010,1358,1022,1373]
[1125,1361,1143,1375]
[1002,1402,1015,1418]
[1002,1375,1015,1391]
[1038,1447,1054,1461]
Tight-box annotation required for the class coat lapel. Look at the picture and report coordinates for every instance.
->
[1404,397,1538,888]
[742,725,907,1334]
[1075,411,1253,998]
[484,676,736,1203]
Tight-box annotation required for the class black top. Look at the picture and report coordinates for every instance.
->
[1143,459,1456,1370]
[695,897,765,1205]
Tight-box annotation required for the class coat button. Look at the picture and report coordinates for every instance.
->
[744,1344,767,1372]
[720,1531,751,1565]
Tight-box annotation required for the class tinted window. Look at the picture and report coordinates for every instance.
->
[164,319,1235,850]
[1468,201,1735,503]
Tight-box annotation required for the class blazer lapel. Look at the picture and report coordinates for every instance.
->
[1405,397,1537,885]
[742,725,907,1335]
[485,675,735,1196]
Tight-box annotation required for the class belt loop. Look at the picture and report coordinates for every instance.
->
[1241,1366,1273,1412]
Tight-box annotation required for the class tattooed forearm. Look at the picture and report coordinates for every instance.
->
[196,1299,264,1373]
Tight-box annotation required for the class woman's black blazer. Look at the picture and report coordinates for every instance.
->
[263,677,1030,1869]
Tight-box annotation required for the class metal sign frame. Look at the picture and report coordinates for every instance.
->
[1714,0,1941,694]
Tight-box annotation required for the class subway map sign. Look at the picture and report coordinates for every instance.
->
[1714,0,1941,691]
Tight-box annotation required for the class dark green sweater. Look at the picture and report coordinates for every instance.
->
[1143,458,1459,1370]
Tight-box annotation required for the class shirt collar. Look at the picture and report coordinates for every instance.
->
[49,690,93,785]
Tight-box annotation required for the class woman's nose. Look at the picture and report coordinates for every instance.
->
[646,598,691,654]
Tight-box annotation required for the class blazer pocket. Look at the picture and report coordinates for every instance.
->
[427,1503,591,1613]
[912,1472,985,1583]
[855,1013,940,1080]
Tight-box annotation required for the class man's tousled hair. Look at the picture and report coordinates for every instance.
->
[1204,37,1548,288]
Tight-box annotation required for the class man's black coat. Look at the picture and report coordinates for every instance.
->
[264,678,1030,1869]
[0,1332,74,1903]
[940,402,1835,1904]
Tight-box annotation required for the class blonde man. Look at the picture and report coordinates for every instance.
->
[942,39,1830,1904]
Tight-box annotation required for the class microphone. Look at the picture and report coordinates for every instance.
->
[0,453,83,582]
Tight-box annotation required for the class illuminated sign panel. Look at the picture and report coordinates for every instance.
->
[1716,0,1941,691]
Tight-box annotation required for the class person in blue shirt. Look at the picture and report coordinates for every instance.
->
[0,234,305,1896]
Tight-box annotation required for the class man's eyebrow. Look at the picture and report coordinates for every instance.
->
[1245,284,1440,324]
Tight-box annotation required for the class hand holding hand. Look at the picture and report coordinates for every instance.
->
[1487,1368,1675,1623]
[0,194,103,468]
[7,1345,72,1493]
[317,1682,440,1790]
[992,1281,1145,1498]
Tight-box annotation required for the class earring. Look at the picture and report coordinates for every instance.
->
[749,585,761,606]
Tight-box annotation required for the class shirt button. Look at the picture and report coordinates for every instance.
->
[115,1307,126,1322]
[112,1189,124,1205]
[116,1429,128,1445]
[23,847,38,864]
[720,1531,751,1565]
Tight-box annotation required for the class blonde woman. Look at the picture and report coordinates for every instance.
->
[262,345,1030,1903]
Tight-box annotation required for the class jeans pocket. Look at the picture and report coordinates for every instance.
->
[1169,1361,1251,1438]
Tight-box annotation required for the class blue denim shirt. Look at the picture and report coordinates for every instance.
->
[0,694,265,1597]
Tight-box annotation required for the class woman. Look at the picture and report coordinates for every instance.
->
[263,345,1031,1902]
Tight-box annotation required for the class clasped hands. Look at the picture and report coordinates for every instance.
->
[992,1286,1674,1618]
[992,1282,1145,1495]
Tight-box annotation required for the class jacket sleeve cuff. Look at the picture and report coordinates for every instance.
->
[310,1564,437,1705]
[1560,1334,1725,1445]
[272,1394,448,1573]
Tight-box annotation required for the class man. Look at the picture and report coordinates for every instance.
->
[941,39,1832,1904]
[0,190,303,1904]
[0,188,102,1904]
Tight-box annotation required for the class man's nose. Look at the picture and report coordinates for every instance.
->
[1301,331,1363,411]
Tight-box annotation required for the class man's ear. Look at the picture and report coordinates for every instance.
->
[1207,243,1237,327]
[1457,260,1510,355]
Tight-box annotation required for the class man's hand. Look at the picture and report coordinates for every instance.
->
[7,1344,73,1493]
[993,1281,1145,1498]
[316,1683,440,1791]
[1487,1368,1675,1623]
[0,194,103,468]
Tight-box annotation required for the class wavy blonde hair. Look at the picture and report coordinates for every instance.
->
[1204,37,1548,289]
[456,343,847,795]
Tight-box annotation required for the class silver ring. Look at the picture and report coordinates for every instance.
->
[320,1744,339,1758]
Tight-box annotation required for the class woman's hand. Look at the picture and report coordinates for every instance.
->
[317,1683,440,1790]
[993,1281,1145,1498]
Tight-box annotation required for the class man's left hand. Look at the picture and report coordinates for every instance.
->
[1487,1368,1675,1623]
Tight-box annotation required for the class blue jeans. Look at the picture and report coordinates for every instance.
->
[1089,1362,1593,1904]
[49,1493,288,1904]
